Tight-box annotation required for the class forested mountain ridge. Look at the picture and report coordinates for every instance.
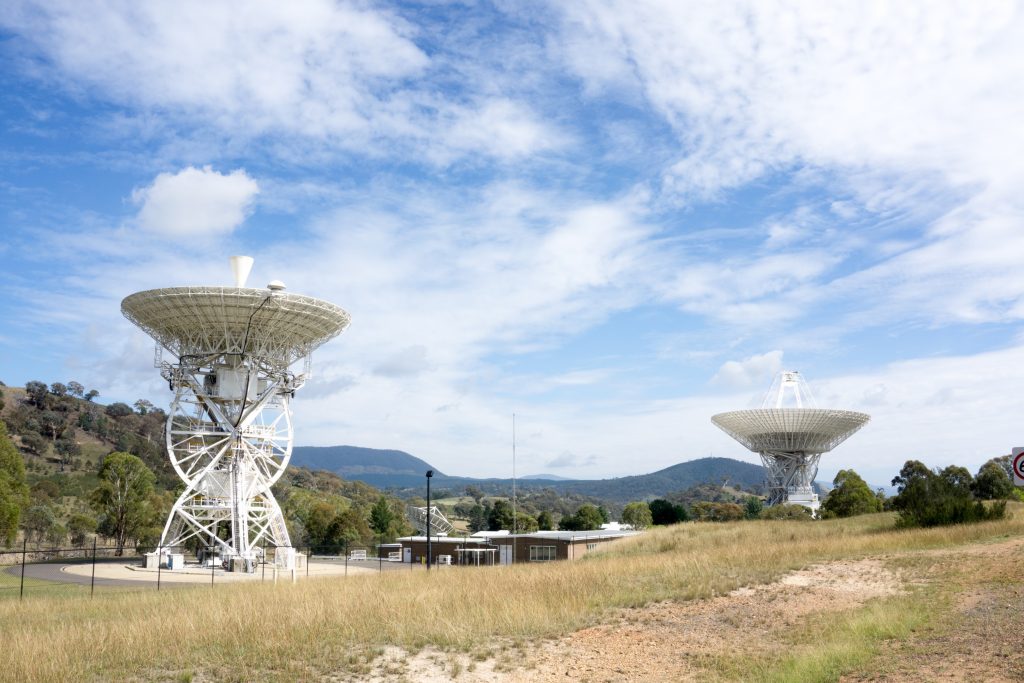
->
[293,444,766,503]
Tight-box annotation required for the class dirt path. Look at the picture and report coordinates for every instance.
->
[352,536,1024,682]
[840,537,1024,683]
[509,557,902,683]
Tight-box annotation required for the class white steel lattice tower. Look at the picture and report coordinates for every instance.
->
[121,257,350,569]
[711,371,869,513]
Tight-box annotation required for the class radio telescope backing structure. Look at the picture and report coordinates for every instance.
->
[121,257,350,569]
[711,371,869,513]
[407,505,454,536]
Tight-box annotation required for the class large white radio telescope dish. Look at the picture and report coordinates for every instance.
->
[711,371,869,513]
[121,258,350,570]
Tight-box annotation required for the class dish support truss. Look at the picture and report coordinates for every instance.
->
[158,356,304,570]
[759,451,823,508]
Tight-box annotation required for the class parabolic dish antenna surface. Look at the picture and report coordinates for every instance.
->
[710,408,870,454]
[121,286,350,365]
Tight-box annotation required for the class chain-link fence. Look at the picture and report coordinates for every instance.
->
[0,538,419,601]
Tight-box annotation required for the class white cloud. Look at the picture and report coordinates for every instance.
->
[432,99,566,163]
[660,250,840,325]
[712,350,783,389]
[555,2,1022,194]
[551,1,1024,329]
[1,1,565,163]
[3,1,426,132]
[132,166,258,237]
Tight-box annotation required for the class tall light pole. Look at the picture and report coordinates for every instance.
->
[511,413,516,565]
[425,469,433,571]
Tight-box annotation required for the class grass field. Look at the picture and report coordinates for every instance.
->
[2,505,1022,681]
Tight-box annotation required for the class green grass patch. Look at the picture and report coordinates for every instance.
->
[717,591,937,682]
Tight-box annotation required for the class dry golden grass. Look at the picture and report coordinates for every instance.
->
[3,505,1022,681]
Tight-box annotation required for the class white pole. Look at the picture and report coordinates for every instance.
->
[512,413,516,565]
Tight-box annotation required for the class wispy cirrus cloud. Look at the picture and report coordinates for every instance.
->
[1,0,564,164]
[712,350,783,389]
[549,1,1024,331]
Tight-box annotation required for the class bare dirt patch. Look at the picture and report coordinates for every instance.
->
[348,557,903,682]
[347,537,1024,682]
[841,537,1024,683]
[516,557,902,683]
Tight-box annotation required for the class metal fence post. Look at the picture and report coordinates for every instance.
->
[211,550,215,587]
[157,545,162,591]
[262,542,266,583]
[90,537,97,598]
[19,537,26,600]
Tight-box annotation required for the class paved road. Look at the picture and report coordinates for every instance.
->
[5,556,422,591]
[5,558,154,587]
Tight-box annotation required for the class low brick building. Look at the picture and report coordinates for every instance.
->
[397,529,638,566]
[489,530,638,564]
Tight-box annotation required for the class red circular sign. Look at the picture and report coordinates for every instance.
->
[1014,452,1024,480]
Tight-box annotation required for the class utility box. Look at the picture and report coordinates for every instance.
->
[144,552,160,569]
[218,366,258,401]
[168,553,184,570]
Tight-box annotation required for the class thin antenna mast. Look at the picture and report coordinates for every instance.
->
[511,412,517,565]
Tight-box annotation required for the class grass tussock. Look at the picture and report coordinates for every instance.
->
[2,504,1021,681]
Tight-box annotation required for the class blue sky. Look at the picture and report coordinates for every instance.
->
[2,1,1023,484]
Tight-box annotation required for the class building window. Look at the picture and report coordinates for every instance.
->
[586,543,597,550]
[529,545,556,561]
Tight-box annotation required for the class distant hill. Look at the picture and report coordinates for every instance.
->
[291,445,441,488]
[521,473,572,481]
[291,445,767,503]
[549,457,766,501]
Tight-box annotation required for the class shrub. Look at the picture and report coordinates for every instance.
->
[691,501,744,522]
[973,460,1014,500]
[743,496,763,519]
[760,504,813,520]
[821,469,882,518]
[559,504,604,531]
[621,501,653,529]
[20,432,48,456]
[648,499,688,525]
[891,459,1006,528]
[105,402,134,418]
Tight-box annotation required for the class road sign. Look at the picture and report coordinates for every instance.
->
[1012,447,1024,486]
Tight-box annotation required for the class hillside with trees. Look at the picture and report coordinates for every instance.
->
[0,381,412,554]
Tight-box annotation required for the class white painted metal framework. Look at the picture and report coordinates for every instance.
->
[711,371,869,512]
[407,505,454,536]
[122,271,349,570]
